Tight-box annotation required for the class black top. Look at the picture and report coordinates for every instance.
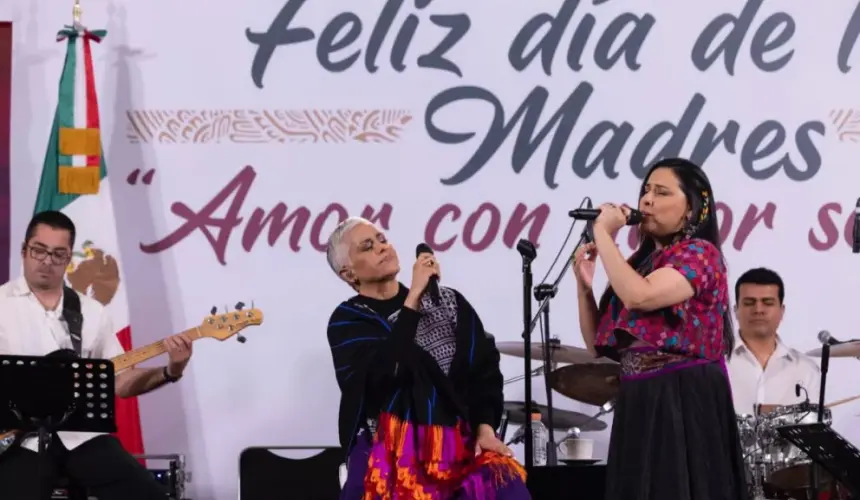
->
[326,283,504,454]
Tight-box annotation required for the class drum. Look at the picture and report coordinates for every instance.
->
[737,413,787,499]
[757,403,833,492]
[736,413,758,457]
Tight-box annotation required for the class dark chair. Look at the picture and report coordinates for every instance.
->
[527,464,606,499]
[239,446,344,500]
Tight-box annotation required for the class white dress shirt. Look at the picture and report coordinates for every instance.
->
[726,336,821,416]
[0,276,125,451]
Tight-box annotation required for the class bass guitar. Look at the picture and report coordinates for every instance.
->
[0,305,263,456]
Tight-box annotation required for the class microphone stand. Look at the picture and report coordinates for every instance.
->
[520,222,592,467]
[533,282,559,466]
[808,343,830,500]
[516,239,537,470]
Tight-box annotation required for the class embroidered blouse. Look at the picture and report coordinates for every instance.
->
[594,238,728,362]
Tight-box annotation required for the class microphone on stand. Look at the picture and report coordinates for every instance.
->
[415,243,441,306]
[852,198,860,254]
[795,383,810,405]
[818,331,860,361]
[818,330,840,345]
[583,198,595,244]
[569,207,644,225]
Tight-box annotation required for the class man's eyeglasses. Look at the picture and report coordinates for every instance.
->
[27,245,71,265]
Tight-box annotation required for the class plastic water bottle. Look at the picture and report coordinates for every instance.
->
[530,411,548,466]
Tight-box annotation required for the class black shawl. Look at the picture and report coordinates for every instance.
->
[326,284,503,454]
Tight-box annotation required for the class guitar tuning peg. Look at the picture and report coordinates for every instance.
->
[235,301,245,311]
[210,306,217,315]
[237,334,247,343]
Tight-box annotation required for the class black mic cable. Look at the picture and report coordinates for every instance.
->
[536,197,591,285]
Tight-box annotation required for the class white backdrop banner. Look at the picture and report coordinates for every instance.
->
[4,0,860,498]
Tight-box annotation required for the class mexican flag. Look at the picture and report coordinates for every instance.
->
[33,25,145,457]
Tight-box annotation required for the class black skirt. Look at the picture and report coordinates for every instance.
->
[604,359,749,500]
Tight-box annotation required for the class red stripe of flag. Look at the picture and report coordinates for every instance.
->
[114,325,145,458]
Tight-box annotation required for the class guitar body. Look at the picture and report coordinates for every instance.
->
[0,429,17,455]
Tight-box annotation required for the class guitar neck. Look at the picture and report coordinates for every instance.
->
[111,326,202,372]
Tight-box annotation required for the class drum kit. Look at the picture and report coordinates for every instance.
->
[496,337,860,499]
[735,341,860,500]
[494,338,620,450]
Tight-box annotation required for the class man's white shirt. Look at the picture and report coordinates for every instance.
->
[727,336,821,416]
[0,276,125,452]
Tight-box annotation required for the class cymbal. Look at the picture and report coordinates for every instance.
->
[495,341,616,365]
[503,401,607,432]
[547,364,620,407]
[806,342,860,358]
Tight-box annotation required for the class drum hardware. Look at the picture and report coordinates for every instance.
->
[503,364,554,385]
[133,453,190,499]
[502,401,608,432]
[737,404,837,499]
[546,363,620,407]
[556,400,615,448]
[496,341,616,366]
[806,341,860,359]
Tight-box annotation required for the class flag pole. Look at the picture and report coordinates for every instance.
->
[72,0,85,31]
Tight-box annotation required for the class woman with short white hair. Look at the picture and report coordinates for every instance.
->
[325,217,529,500]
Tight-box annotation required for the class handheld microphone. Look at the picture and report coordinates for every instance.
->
[853,198,860,254]
[568,207,644,225]
[498,411,510,441]
[415,243,441,306]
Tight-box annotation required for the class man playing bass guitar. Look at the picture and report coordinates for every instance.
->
[0,210,194,500]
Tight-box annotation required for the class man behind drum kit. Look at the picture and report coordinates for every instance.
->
[726,267,821,416]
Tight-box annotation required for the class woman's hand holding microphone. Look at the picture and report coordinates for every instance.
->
[572,202,634,291]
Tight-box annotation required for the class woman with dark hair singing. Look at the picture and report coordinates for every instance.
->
[325,217,529,500]
[573,158,748,499]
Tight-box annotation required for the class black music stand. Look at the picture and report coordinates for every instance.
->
[0,354,116,500]
[776,423,860,499]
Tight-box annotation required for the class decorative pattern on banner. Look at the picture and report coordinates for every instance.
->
[126,109,413,144]
[829,109,860,142]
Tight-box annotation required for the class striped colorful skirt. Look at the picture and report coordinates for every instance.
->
[341,413,530,500]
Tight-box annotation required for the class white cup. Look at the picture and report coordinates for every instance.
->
[562,438,594,460]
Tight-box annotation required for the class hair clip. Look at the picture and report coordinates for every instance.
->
[699,190,710,223]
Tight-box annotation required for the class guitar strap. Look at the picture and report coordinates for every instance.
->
[61,285,83,356]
